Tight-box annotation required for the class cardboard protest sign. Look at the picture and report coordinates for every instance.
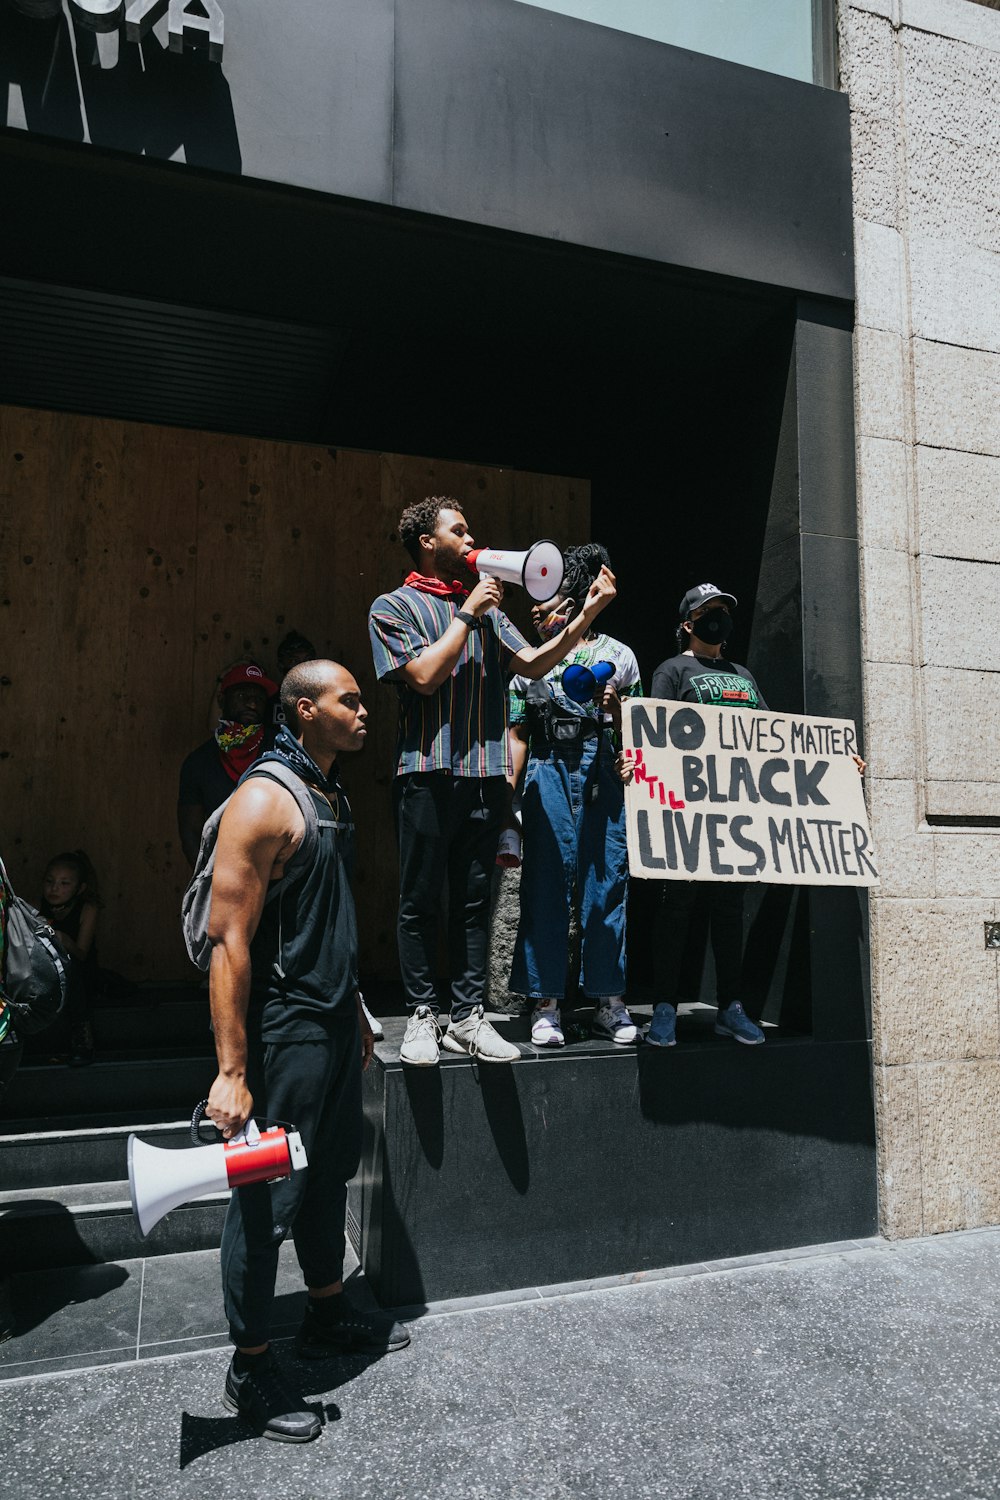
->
[622,700,878,887]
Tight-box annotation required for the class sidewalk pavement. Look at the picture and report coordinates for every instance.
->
[5,1227,1000,1500]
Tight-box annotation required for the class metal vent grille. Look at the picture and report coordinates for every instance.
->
[0,278,346,441]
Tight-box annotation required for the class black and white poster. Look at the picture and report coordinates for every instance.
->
[623,701,879,887]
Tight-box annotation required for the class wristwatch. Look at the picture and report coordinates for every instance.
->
[456,610,481,630]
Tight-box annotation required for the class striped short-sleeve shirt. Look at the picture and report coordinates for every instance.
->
[368,585,529,778]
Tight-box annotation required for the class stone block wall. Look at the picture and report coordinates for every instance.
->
[840,0,1000,1236]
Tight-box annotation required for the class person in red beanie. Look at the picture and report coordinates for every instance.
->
[177,662,277,866]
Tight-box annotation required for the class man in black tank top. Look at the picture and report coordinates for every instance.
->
[205,660,409,1444]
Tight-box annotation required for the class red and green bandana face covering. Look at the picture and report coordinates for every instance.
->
[215,719,265,782]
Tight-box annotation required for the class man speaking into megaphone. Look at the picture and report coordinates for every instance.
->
[368,496,616,1067]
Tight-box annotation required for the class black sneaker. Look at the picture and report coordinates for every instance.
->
[223,1350,321,1442]
[296,1298,411,1358]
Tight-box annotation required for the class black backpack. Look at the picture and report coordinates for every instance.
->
[181,762,328,970]
[0,853,70,1035]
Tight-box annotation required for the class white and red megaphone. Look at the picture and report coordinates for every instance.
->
[466,540,565,603]
[127,1101,307,1239]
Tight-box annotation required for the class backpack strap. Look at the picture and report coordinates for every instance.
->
[243,763,329,894]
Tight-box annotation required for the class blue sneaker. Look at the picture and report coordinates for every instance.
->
[645,1003,677,1047]
[714,1002,765,1045]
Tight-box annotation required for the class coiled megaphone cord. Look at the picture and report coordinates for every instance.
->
[190,1099,295,1145]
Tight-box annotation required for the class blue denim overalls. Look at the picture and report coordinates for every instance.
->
[511,683,628,1002]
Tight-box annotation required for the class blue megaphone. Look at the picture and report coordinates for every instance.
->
[562,661,615,704]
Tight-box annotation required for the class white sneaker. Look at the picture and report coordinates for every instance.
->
[530,1005,565,1047]
[359,992,384,1041]
[591,998,638,1045]
[442,1005,521,1063]
[399,1005,441,1066]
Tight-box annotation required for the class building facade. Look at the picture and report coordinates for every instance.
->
[1,0,997,1258]
[839,0,1000,1238]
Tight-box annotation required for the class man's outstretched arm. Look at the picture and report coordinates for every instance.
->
[509,566,617,680]
[205,783,294,1139]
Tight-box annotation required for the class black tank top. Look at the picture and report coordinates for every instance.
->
[40,895,99,985]
[249,781,359,1041]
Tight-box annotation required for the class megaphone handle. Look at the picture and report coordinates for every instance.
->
[190,1100,297,1145]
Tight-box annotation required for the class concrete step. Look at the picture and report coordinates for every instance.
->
[2,1054,216,1123]
[21,984,211,1056]
[0,1106,191,1136]
[0,1119,192,1188]
[0,1181,230,1270]
[0,1115,232,1267]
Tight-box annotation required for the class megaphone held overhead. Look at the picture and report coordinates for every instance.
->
[466,540,565,603]
[562,660,615,705]
[127,1102,307,1239]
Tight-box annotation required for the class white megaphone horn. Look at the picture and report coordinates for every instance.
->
[466,540,565,603]
[127,1101,308,1239]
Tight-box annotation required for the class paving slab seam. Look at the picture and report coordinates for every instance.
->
[0,1344,137,1375]
[0,1329,301,1388]
[134,1258,146,1358]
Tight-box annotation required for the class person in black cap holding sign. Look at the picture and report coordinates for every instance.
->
[645,584,767,1048]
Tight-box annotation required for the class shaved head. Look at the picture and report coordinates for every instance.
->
[281,660,347,728]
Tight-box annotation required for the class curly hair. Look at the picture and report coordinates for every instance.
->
[277,630,315,666]
[560,542,611,611]
[397,496,466,562]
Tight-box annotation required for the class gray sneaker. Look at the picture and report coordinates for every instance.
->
[399,1005,441,1066]
[223,1351,320,1443]
[442,1005,521,1063]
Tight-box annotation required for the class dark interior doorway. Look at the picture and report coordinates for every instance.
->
[0,132,798,693]
[1,133,812,1027]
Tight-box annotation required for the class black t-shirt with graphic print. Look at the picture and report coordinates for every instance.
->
[649,654,768,711]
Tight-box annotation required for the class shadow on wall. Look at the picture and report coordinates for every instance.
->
[0,8,241,172]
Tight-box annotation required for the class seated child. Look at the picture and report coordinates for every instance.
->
[39,849,101,1067]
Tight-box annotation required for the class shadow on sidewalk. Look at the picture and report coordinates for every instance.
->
[179,1400,341,1467]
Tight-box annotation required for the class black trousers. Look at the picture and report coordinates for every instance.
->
[220,1016,362,1349]
[394,773,507,1022]
[653,881,745,1008]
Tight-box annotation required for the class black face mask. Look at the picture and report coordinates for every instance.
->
[690,610,733,647]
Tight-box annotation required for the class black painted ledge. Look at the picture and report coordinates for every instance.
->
[348,1016,877,1308]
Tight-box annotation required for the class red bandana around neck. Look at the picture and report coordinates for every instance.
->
[215,720,265,782]
[403,570,470,599]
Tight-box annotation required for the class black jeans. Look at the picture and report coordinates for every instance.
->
[220,1016,362,1349]
[653,881,745,1008]
[394,773,507,1022]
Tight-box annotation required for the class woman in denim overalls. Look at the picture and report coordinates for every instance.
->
[507,545,642,1047]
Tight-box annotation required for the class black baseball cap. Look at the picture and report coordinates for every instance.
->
[679,583,737,618]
